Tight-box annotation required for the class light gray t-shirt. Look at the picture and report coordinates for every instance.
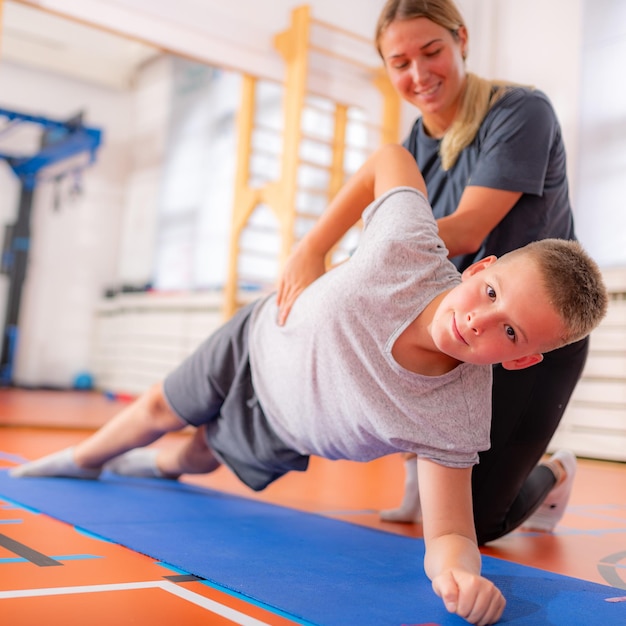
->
[249,187,492,468]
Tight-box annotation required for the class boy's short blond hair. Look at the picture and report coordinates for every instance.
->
[501,239,608,350]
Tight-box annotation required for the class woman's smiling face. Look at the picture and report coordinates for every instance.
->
[379,17,468,136]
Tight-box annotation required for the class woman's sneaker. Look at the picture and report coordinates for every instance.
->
[522,450,577,532]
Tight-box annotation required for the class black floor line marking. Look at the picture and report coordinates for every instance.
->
[0,532,62,567]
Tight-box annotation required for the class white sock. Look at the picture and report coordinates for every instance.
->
[522,449,577,532]
[380,456,421,523]
[103,448,166,478]
[10,447,101,479]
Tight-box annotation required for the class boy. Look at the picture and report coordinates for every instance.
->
[11,145,607,625]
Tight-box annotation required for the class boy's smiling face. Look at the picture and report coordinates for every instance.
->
[430,255,566,370]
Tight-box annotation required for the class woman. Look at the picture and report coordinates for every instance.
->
[277,0,586,545]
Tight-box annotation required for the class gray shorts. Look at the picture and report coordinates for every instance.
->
[163,300,309,491]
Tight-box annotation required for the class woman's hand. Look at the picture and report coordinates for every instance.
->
[276,243,327,326]
[432,569,506,625]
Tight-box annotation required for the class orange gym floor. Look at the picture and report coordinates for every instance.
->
[0,388,625,624]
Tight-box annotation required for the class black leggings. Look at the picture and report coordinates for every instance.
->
[472,336,589,544]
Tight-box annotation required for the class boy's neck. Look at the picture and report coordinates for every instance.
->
[392,292,461,376]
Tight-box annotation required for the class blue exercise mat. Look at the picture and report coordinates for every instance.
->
[0,470,622,625]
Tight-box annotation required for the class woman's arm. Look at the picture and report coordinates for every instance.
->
[418,457,506,625]
[276,145,426,325]
[436,90,560,258]
[437,186,522,258]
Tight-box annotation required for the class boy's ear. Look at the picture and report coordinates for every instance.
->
[461,255,497,280]
[501,353,544,371]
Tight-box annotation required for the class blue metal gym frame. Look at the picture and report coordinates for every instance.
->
[0,107,102,385]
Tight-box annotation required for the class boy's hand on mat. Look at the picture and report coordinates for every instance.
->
[432,569,505,625]
[276,244,326,326]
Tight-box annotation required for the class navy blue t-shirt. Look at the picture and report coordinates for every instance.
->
[403,87,576,271]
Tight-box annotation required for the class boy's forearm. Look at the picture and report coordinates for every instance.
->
[417,461,505,622]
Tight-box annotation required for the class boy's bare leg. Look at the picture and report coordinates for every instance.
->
[72,383,185,469]
[11,383,188,478]
[156,426,221,477]
[104,425,221,479]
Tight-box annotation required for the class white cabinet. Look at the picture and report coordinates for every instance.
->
[90,291,259,396]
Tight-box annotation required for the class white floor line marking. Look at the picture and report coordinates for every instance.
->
[0,580,273,626]
[159,580,273,626]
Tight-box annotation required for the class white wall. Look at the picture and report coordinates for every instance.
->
[574,0,626,268]
[152,60,240,291]
[0,60,132,386]
[116,55,172,286]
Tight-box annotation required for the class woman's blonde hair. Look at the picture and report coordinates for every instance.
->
[375,0,525,170]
